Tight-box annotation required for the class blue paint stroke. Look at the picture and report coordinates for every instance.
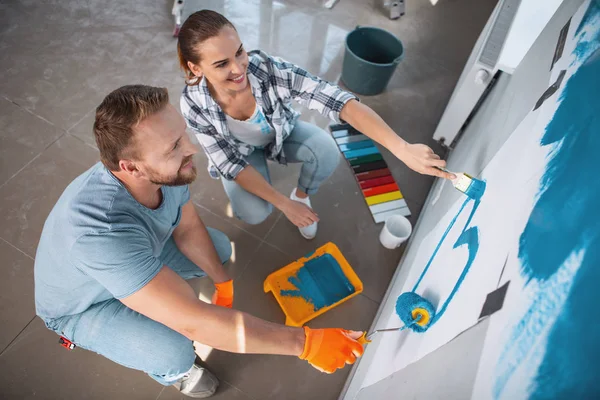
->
[494,3,600,398]
[412,181,485,326]
[280,254,355,311]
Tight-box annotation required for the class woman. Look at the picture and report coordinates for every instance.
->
[179,10,452,239]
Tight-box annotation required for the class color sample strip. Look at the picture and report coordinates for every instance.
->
[359,175,395,189]
[362,183,399,197]
[366,191,403,206]
[348,153,383,166]
[352,160,388,174]
[369,199,408,214]
[343,146,380,159]
[335,134,368,145]
[333,129,350,139]
[330,123,411,223]
[355,168,392,181]
[373,207,411,223]
[338,140,374,152]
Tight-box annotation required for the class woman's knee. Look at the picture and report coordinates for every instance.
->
[233,199,273,225]
[312,132,340,175]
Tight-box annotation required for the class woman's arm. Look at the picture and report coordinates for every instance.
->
[234,166,319,228]
[340,100,455,180]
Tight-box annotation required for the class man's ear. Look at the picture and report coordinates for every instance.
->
[119,159,143,178]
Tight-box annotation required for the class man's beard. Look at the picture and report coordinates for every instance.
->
[148,156,197,186]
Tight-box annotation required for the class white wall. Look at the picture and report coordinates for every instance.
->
[341,0,583,398]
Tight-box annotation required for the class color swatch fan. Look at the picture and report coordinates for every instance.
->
[330,124,411,223]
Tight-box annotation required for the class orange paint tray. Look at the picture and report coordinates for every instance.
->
[263,242,363,326]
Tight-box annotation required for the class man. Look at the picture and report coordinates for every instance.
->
[34,85,364,398]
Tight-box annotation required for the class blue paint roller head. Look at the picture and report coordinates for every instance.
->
[395,292,436,333]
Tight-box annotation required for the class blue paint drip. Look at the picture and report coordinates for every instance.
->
[494,4,600,398]
[280,254,355,311]
[410,181,485,329]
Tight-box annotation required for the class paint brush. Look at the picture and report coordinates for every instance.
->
[438,168,486,200]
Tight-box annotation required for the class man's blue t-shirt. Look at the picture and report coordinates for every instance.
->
[34,162,189,321]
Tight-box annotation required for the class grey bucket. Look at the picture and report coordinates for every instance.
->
[341,26,404,96]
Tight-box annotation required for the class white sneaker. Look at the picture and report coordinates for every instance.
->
[290,188,317,240]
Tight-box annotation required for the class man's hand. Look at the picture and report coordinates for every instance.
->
[212,279,234,308]
[299,327,364,373]
[280,198,319,228]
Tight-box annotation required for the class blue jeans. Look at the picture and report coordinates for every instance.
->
[44,228,232,386]
[222,121,340,225]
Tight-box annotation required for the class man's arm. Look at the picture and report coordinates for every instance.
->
[172,200,230,284]
[120,265,304,355]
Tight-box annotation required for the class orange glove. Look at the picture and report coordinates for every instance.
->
[299,326,365,373]
[212,280,234,308]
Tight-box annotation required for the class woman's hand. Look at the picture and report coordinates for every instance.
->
[391,141,455,180]
[339,100,455,180]
[281,199,319,228]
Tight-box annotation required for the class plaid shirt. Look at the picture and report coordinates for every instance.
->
[180,50,357,180]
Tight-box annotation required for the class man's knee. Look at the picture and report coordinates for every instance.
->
[207,228,232,264]
[153,333,196,380]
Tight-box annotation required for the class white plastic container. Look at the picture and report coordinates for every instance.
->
[379,215,412,249]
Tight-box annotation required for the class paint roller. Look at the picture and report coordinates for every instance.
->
[358,292,435,344]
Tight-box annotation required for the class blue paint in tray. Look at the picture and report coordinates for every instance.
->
[280,254,355,311]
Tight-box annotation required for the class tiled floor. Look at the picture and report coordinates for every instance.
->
[0,0,496,399]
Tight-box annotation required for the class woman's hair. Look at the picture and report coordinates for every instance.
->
[177,10,236,85]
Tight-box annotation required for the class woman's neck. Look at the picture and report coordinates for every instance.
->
[207,80,250,105]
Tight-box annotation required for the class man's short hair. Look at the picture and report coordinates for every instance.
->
[93,85,169,170]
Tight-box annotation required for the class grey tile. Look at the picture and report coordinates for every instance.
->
[86,0,172,29]
[0,317,164,400]
[0,135,99,257]
[157,381,255,400]
[1,27,181,132]
[0,239,35,352]
[200,242,378,400]
[0,0,91,37]
[0,98,65,185]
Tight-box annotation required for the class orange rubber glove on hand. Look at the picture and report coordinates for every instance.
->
[299,326,365,373]
[212,280,234,308]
